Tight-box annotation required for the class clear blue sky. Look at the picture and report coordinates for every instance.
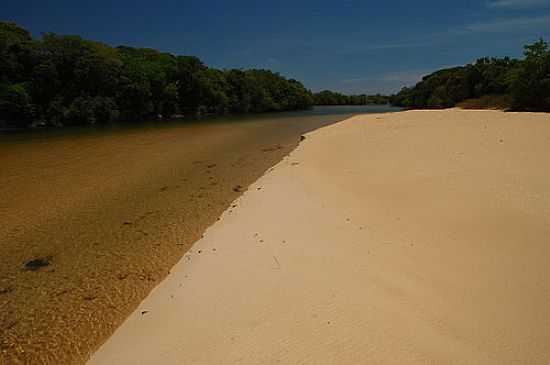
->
[4,0,550,94]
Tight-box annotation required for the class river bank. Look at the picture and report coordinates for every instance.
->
[89,109,550,364]
[0,106,398,364]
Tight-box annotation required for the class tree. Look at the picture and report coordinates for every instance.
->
[0,21,315,127]
[0,83,33,127]
[511,39,550,110]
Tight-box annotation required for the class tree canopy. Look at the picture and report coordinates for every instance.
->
[313,90,389,106]
[0,22,314,128]
[390,39,550,111]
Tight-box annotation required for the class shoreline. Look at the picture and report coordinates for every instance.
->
[1,108,385,364]
[89,109,550,364]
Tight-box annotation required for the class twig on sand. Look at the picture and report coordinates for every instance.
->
[272,256,281,270]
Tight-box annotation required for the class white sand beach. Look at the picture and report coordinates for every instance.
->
[88,109,550,364]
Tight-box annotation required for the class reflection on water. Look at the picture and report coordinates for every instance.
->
[0,105,399,142]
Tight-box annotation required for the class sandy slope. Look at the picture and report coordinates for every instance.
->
[88,109,550,364]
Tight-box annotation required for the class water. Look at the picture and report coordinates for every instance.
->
[1,105,398,140]
[0,105,401,364]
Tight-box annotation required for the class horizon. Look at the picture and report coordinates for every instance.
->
[4,0,550,95]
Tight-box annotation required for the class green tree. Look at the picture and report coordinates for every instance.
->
[511,39,550,110]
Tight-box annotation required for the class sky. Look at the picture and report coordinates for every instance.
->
[4,0,550,94]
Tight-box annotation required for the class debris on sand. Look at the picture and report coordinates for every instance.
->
[300,135,306,141]
[272,256,281,270]
[0,287,13,295]
[24,257,51,271]
[262,144,283,152]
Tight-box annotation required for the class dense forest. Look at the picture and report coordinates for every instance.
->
[0,22,316,128]
[313,90,389,106]
[390,39,550,111]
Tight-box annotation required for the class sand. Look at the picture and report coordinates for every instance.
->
[88,109,550,364]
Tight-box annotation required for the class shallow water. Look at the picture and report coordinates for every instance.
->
[0,105,400,364]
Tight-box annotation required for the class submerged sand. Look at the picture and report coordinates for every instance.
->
[89,109,550,364]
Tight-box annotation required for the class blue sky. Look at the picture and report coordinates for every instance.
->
[4,0,550,94]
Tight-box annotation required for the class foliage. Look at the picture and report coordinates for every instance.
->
[313,90,389,105]
[0,22,314,128]
[0,83,33,127]
[510,40,550,111]
[390,40,549,111]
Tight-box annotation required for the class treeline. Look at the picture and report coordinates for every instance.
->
[313,90,389,105]
[390,39,550,111]
[0,22,314,128]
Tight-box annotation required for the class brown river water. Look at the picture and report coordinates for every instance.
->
[0,105,400,364]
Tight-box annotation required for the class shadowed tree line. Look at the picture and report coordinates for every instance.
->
[0,22,315,128]
[390,39,550,111]
[313,90,390,106]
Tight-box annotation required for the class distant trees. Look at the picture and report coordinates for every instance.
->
[510,40,550,110]
[313,90,390,106]
[0,22,315,128]
[390,39,550,111]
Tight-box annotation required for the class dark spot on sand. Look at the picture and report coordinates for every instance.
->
[56,288,71,296]
[257,187,262,190]
[233,185,243,192]
[262,144,283,152]
[0,287,13,295]
[160,186,169,192]
[122,221,132,226]
[499,139,504,143]
[300,135,306,141]
[83,295,97,301]
[198,250,202,254]
[6,320,18,330]
[291,162,300,166]
[141,311,149,315]
[207,164,217,168]
[24,257,51,271]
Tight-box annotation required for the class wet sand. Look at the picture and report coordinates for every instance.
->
[0,106,397,364]
[89,109,550,364]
